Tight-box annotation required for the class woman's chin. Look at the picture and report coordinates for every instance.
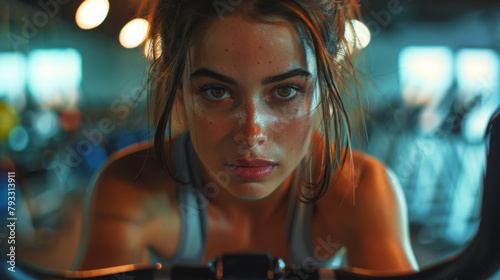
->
[226,183,274,200]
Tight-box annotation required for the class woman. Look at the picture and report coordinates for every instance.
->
[73,0,419,274]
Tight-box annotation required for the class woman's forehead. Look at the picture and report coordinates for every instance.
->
[189,15,317,80]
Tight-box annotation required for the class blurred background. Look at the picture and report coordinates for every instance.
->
[0,0,499,278]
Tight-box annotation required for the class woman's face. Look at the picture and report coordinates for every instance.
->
[180,15,319,199]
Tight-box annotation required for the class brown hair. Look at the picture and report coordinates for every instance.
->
[141,0,364,203]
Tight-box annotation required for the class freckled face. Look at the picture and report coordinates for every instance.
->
[181,15,319,199]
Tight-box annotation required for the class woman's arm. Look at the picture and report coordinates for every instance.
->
[342,155,419,274]
[72,161,152,270]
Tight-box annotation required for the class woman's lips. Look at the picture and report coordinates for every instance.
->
[224,158,278,181]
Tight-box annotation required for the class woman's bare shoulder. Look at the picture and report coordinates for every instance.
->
[325,150,396,210]
[75,135,185,270]
[103,133,182,186]
[315,149,398,224]
[329,151,418,272]
[308,131,392,209]
[349,150,397,204]
[88,134,182,220]
[322,149,409,240]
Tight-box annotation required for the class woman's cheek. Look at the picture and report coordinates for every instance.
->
[270,115,312,152]
[190,109,235,149]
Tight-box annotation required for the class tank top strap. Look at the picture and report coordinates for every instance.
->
[286,160,315,266]
[286,160,346,268]
[149,131,208,266]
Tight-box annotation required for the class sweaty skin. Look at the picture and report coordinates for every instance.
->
[74,15,419,274]
[180,15,318,217]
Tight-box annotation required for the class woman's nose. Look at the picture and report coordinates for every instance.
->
[234,102,268,150]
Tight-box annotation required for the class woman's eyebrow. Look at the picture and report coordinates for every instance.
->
[190,67,312,85]
[262,68,312,85]
[190,68,237,85]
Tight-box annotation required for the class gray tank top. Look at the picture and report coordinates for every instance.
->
[148,131,346,268]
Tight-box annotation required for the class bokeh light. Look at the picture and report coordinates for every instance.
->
[345,19,371,50]
[456,49,499,97]
[34,110,59,138]
[456,49,500,143]
[0,52,26,109]
[84,143,108,170]
[119,18,149,49]
[0,156,15,172]
[28,49,82,109]
[75,0,110,30]
[399,46,454,106]
[0,102,19,142]
[335,20,371,61]
[59,108,82,131]
[462,109,493,143]
[8,126,29,151]
[144,37,163,62]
